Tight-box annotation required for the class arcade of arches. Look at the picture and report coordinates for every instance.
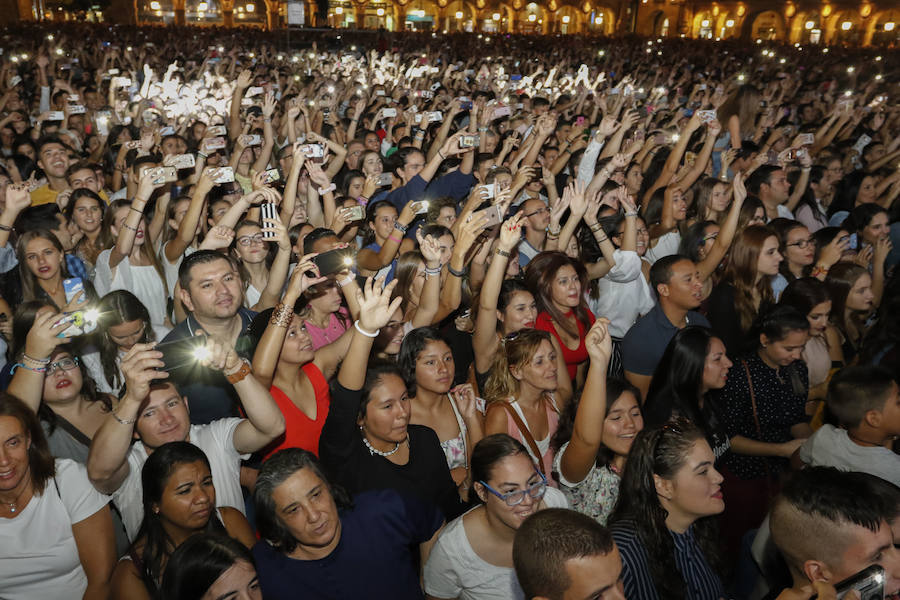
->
[17,0,900,46]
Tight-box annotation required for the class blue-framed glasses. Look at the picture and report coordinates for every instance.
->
[479,470,547,506]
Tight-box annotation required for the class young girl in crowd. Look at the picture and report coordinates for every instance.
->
[526,251,595,382]
[707,225,782,356]
[400,327,484,496]
[94,290,157,396]
[609,417,726,600]
[110,442,255,599]
[825,263,877,364]
[160,533,262,600]
[424,434,568,599]
[64,188,109,273]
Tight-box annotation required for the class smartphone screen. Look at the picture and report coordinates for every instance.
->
[156,336,207,373]
[312,248,355,276]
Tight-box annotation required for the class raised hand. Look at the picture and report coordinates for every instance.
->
[498,214,524,252]
[262,215,290,252]
[196,336,241,375]
[235,69,253,90]
[120,342,168,402]
[24,309,71,359]
[733,172,747,204]
[585,317,613,366]
[201,225,235,250]
[286,253,327,300]
[418,232,443,264]
[357,276,403,332]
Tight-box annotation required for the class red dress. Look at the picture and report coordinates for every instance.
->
[264,363,331,458]
[535,309,596,381]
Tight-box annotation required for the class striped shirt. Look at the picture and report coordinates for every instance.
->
[610,520,724,600]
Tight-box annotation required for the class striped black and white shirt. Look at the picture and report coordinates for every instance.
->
[610,519,725,600]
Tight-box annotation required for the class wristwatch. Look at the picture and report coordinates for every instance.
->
[225,359,252,384]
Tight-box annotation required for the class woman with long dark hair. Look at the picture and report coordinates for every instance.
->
[525,251,595,382]
[711,305,812,557]
[94,290,156,396]
[643,326,732,462]
[825,263,876,363]
[609,417,726,600]
[551,319,644,524]
[110,442,255,600]
[424,434,567,599]
[160,533,261,600]
[399,327,484,498]
[64,188,110,274]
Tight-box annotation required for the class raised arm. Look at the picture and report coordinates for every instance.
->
[229,70,253,142]
[697,173,746,281]
[7,310,72,412]
[250,92,277,174]
[251,253,327,389]
[338,277,404,390]
[560,319,612,484]
[87,344,169,494]
[109,172,160,270]
[252,211,292,312]
[434,213,486,323]
[473,215,523,374]
[165,169,216,262]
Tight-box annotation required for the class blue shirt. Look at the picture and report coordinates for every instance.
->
[611,520,724,600]
[160,308,257,424]
[253,489,444,600]
[622,303,710,376]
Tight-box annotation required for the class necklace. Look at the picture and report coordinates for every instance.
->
[2,474,31,514]
[361,433,405,457]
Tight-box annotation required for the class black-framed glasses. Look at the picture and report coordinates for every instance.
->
[524,206,550,218]
[47,356,79,376]
[479,470,548,506]
[787,238,816,249]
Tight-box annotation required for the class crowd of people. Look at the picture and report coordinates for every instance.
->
[0,20,898,600]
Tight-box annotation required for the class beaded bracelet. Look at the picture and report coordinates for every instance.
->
[112,410,137,426]
[23,353,50,365]
[424,266,442,277]
[625,211,639,218]
[269,302,293,327]
[495,248,511,258]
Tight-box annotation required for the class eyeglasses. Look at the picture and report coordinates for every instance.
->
[237,234,265,246]
[787,238,816,249]
[47,356,79,376]
[525,206,549,218]
[479,471,548,506]
[700,232,719,245]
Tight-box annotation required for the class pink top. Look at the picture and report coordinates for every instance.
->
[305,307,350,350]
[503,396,560,488]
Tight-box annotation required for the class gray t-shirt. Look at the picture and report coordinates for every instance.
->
[798,424,900,486]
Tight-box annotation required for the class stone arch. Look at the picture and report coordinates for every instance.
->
[745,9,786,41]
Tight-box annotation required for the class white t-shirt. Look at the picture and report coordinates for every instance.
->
[160,242,197,301]
[644,230,681,265]
[587,249,655,339]
[95,249,171,338]
[0,459,109,600]
[113,418,248,540]
[424,488,568,600]
[798,424,900,486]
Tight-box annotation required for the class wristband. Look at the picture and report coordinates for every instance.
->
[388,234,402,244]
[129,206,144,214]
[0,224,12,232]
[588,222,603,232]
[495,248,511,258]
[112,410,137,426]
[10,362,46,375]
[625,211,639,218]
[23,353,50,364]
[225,359,252,384]
[393,221,408,233]
[354,319,379,337]
[438,150,446,160]
[198,151,208,159]
[337,275,354,287]
[123,223,139,232]
[448,264,466,278]
[318,183,336,195]
[424,265,442,277]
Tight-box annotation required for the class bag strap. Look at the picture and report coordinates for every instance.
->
[497,401,546,475]
[741,359,763,439]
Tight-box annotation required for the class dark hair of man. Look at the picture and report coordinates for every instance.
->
[254,448,353,554]
[513,508,615,600]
[37,134,68,155]
[177,249,241,291]
[302,227,339,255]
[159,533,256,600]
[826,365,896,429]
[14,203,63,234]
[747,165,780,197]
[649,254,692,297]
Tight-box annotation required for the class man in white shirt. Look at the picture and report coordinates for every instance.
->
[86,337,285,539]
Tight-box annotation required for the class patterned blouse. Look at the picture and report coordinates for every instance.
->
[552,441,621,525]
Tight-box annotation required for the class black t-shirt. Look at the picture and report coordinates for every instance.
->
[319,381,467,521]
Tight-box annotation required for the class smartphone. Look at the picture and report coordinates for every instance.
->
[472,204,504,228]
[260,202,278,238]
[653,133,667,145]
[156,336,208,373]
[479,183,496,200]
[459,99,473,110]
[241,134,262,146]
[148,166,178,184]
[245,86,264,97]
[168,154,196,169]
[510,74,522,82]
[211,167,235,184]
[376,173,393,187]
[312,248,355,276]
[778,149,796,163]
[427,111,443,123]
[382,108,397,118]
[207,125,227,137]
[63,278,86,304]
[493,106,511,119]
[697,109,717,123]
[159,126,176,136]
[415,201,430,215]
[46,111,64,121]
[68,104,86,115]
[262,168,280,184]
[299,143,325,158]
[823,564,884,600]
[342,205,365,221]
[55,311,89,338]
[459,135,480,148]
[797,133,815,146]
[205,137,227,150]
